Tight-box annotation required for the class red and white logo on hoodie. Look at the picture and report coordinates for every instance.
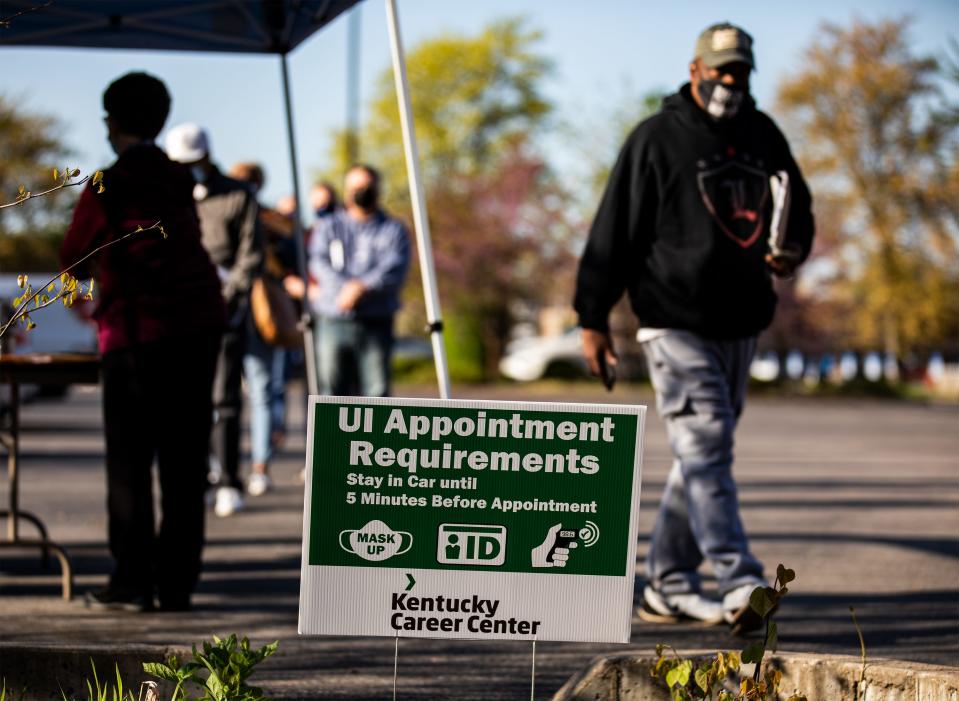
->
[696,154,770,248]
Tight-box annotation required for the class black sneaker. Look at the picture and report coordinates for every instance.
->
[84,587,154,612]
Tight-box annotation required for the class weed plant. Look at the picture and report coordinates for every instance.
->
[143,634,278,701]
[59,661,134,701]
[53,636,277,701]
[651,564,808,701]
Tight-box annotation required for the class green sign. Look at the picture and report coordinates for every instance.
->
[299,396,646,643]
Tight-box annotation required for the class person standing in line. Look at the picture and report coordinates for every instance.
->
[574,23,814,633]
[62,72,225,612]
[308,165,411,397]
[165,124,262,517]
[310,182,339,224]
[228,162,298,497]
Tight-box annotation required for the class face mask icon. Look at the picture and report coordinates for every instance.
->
[339,519,413,561]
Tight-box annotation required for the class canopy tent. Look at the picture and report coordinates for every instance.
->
[0,0,451,398]
[0,0,357,53]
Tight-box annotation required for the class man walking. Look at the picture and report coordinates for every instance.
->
[308,165,411,397]
[165,124,262,517]
[574,23,814,633]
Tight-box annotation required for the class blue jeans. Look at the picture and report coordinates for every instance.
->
[315,316,394,397]
[643,330,765,596]
[269,349,288,433]
[243,323,286,466]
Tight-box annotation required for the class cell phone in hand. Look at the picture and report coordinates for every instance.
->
[546,529,580,565]
[598,354,616,391]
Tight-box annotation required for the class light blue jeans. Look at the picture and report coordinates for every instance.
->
[315,316,393,397]
[643,330,765,596]
[243,325,286,466]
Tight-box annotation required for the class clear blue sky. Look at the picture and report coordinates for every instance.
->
[2,0,956,208]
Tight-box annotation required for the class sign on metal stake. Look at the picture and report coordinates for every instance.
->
[299,396,646,644]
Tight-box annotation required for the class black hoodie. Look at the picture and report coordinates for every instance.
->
[574,84,814,339]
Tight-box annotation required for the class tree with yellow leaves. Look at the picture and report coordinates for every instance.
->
[776,17,959,361]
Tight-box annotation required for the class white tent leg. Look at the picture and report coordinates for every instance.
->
[384,0,451,400]
[279,52,319,397]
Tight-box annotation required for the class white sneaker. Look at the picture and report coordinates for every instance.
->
[638,586,724,626]
[247,472,272,497]
[723,581,769,636]
[214,486,245,517]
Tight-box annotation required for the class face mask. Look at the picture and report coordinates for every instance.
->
[697,79,744,120]
[315,205,333,218]
[190,165,208,184]
[351,186,377,211]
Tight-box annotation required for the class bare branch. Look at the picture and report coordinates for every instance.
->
[0,0,54,29]
[0,221,164,339]
[0,173,94,210]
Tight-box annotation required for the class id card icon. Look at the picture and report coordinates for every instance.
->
[437,524,506,566]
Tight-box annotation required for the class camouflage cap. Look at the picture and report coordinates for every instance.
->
[693,22,755,69]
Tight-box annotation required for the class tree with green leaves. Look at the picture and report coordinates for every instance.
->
[320,18,577,380]
[364,18,552,203]
[776,18,959,360]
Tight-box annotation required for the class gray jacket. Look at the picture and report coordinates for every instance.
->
[195,167,262,305]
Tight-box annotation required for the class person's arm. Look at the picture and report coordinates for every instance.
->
[60,182,108,276]
[581,328,619,385]
[223,189,263,300]
[574,131,650,378]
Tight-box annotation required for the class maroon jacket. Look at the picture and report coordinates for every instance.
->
[61,144,225,353]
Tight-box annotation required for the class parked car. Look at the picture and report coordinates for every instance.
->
[500,327,652,383]
[499,328,587,382]
[394,336,433,362]
[749,350,781,382]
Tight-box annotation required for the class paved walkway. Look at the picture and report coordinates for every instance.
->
[1,381,957,699]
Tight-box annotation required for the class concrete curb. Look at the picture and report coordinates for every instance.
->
[4,644,958,701]
[0,643,185,701]
[552,650,959,701]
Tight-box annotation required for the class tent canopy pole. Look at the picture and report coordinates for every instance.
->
[279,52,320,397]
[384,0,451,399]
